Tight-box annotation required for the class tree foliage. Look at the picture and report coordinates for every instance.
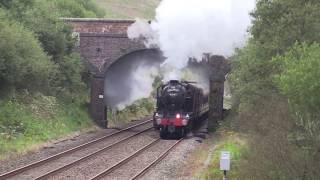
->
[274,43,320,146]
[250,0,320,56]
[230,0,320,179]
[275,43,320,114]
[0,10,57,92]
[0,0,103,99]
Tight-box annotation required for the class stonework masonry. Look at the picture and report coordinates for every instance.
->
[65,18,147,127]
[64,18,231,129]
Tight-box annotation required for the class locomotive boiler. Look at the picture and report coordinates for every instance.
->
[153,80,208,138]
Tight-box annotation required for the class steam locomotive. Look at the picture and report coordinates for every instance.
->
[153,80,208,138]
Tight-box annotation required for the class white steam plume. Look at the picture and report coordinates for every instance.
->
[127,19,158,48]
[122,0,255,109]
[116,65,159,110]
[152,0,255,69]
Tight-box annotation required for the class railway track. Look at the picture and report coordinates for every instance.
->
[91,138,184,180]
[130,139,183,180]
[0,119,153,180]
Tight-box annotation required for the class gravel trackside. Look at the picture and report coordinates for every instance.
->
[0,117,210,180]
[0,118,151,176]
[139,136,205,180]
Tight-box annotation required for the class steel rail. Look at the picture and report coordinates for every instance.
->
[130,138,184,180]
[34,127,153,180]
[90,138,161,180]
[0,119,152,180]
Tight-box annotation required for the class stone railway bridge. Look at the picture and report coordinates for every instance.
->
[65,18,230,130]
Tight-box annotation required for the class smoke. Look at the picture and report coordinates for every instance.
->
[152,0,255,70]
[116,65,159,110]
[112,0,255,110]
[128,0,254,68]
[180,67,210,94]
[104,50,163,110]
[127,19,158,48]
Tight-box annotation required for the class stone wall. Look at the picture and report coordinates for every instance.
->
[65,18,148,127]
[205,55,231,131]
[64,18,146,74]
[79,34,145,73]
[65,18,134,34]
[64,18,231,129]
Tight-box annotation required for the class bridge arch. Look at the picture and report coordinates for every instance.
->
[90,48,163,127]
[65,18,231,129]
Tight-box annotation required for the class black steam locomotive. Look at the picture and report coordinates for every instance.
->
[153,80,208,138]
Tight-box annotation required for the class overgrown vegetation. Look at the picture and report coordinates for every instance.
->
[229,0,320,179]
[94,0,159,19]
[0,93,92,159]
[0,0,104,158]
[107,98,154,126]
[200,120,246,180]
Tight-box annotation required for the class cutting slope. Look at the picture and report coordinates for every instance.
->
[94,0,159,19]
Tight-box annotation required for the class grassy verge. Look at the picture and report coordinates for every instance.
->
[94,0,159,19]
[198,119,247,180]
[107,98,154,126]
[0,93,92,160]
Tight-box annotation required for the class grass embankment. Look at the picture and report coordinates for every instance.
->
[188,116,247,180]
[94,0,159,19]
[107,98,154,126]
[0,93,92,160]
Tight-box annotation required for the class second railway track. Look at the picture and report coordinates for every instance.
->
[0,119,153,180]
[91,138,183,180]
[0,119,185,180]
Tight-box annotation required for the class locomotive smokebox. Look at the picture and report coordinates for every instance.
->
[162,80,186,112]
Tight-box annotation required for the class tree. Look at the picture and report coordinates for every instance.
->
[230,0,320,179]
[250,0,320,56]
[0,11,57,93]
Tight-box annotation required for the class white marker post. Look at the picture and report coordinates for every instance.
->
[220,151,230,180]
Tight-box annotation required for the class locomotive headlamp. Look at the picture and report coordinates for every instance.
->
[176,113,181,119]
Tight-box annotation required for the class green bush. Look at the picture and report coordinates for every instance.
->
[229,0,320,179]
[274,43,320,147]
[275,43,320,114]
[0,93,92,159]
[0,0,102,159]
[107,98,154,125]
[0,10,57,93]
[0,0,92,98]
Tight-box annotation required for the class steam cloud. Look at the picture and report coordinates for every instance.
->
[104,50,163,110]
[116,65,159,110]
[109,0,255,109]
[128,0,254,78]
